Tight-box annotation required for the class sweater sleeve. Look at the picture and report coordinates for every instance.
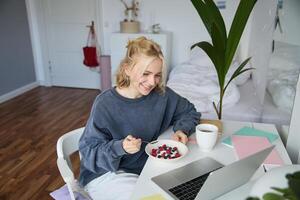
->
[79,98,127,174]
[170,89,201,136]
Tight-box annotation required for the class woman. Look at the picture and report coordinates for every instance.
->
[79,37,201,200]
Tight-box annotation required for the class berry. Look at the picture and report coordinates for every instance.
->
[175,153,181,158]
[150,144,181,159]
[151,148,157,154]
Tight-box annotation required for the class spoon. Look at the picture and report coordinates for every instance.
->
[126,136,158,145]
[142,140,158,145]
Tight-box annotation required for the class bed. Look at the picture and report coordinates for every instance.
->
[167,46,260,122]
[167,42,300,126]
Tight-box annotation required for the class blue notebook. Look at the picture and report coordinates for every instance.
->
[222,126,279,147]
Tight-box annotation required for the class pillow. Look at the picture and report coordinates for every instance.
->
[267,77,296,113]
[188,46,213,67]
[188,46,251,85]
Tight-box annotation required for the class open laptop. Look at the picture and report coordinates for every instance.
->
[152,146,274,200]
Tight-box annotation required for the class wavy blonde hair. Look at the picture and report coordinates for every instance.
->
[116,36,167,93]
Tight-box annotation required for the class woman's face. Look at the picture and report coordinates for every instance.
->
[127,54,163,96]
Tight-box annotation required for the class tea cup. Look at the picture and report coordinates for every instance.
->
[195,124,218,152]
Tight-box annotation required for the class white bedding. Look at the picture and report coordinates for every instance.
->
[167,63,291,124]
[202,79,262,122]
[199,77,292,125]
[262,91,291,125]
[267,41,300,113]
[167,46,251,115]
[166,43,299,125]
[167,63,240,113]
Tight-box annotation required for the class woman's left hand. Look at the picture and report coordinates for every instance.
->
[172,130,188,144]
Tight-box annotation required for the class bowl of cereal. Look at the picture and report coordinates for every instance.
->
[145,139,188,162]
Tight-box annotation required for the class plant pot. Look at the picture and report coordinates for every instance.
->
[199,119,223,135]
[120,21,140,33]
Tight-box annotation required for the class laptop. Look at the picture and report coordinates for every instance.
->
[152,146,274,200]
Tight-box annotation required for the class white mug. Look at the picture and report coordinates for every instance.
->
[196,124,218,152]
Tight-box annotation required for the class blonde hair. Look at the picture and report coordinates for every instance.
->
[116,36,167,93]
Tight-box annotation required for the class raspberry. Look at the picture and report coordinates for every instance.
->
[175,153,181,158]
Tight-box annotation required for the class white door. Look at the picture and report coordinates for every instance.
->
[44,0,101,89]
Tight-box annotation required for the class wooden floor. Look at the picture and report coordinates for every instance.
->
[0,86,100,200]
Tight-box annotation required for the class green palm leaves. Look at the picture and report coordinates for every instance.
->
[191,0,257,119]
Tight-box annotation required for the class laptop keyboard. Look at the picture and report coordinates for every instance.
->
[168,173,210,200]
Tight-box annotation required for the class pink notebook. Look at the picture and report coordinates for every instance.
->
[232,135,284,165]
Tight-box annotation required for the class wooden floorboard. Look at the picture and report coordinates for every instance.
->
[0,86,99,200]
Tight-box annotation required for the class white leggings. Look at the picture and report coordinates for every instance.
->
[84,171,139,200]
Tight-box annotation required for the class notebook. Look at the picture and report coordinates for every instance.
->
[232,135,284,166]
[222,126,279,147]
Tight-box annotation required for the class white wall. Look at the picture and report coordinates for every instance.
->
[248,0,277,104]
[101,0,240,67]
[26,0,53,86]
[30,0,274,92]
[26,0,48,85]
[273,0,300,45]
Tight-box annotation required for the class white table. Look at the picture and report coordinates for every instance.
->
[131,120,292,200]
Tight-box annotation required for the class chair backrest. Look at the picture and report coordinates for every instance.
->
[56,127,85,200]
[57,127,84,166]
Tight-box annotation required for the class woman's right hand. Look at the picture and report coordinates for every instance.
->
[122,135,142,154]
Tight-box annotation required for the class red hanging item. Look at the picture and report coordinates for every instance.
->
[83,21,100,67]
[83,46,98,67]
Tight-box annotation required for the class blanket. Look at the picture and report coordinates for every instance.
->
[167,63,240,113]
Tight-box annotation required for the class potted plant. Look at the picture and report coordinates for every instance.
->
[247,171,300,200]
[120,0,140,33]
[190,0,257,119]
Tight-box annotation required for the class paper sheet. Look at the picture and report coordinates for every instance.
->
[232,135,284,165]
[222,126,279,147]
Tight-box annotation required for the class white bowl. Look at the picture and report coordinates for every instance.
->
[145,139,188,162]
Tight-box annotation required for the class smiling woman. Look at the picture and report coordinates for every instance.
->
[116,36,167,97]
[78,36,201,200]
[119,55,162,97]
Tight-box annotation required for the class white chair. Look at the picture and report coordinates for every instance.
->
[56,127,91,200]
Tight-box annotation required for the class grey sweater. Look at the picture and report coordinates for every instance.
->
[78,87,201,186]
